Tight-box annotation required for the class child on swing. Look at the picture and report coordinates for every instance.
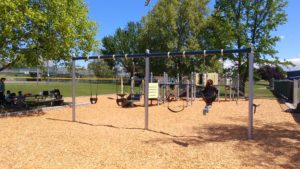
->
[202,79,218,114]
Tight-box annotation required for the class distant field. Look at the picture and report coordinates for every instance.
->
[6,81,137,97]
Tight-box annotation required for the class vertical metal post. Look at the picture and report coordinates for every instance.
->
[121,76,124,94]
[166,73,169,99]
[158,80,161,103]
[193,72,196,99]
[177,73,180,100]
[191,72,194,104]
[144,49,150,130]
[230,79,232,100]
[175,79,178,101]
[186,80,190,107]
[237,74,240,101]
[150,72,153,83]
[36,66,39,85]
[293,79,299,107]
[271,78,275,90]
[131,76,134,94]
[47,60,50,84]
[248,51,254,139]
[163,72,166,103]
[72,59,76,122]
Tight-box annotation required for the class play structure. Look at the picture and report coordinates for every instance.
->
[71,47,255,139]
[151,72,197,112]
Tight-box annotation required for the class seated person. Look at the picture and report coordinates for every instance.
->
[202,79,218,108]
[5,90,14,104]
[15,91,25,105]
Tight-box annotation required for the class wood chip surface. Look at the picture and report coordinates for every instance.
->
[0,95,299,169]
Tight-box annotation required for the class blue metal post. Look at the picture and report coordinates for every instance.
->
[72,59,76,122]
[145,49,150,130]
[248,48,254,139]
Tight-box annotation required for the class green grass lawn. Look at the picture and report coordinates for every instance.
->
[5,80,274,98]
[213,80,274,99]
[6,81,139,97]
[246,80,274,98]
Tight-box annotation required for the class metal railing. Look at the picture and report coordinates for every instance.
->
[272,78,300,107]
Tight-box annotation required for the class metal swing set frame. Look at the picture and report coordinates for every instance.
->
[71,47,255,139]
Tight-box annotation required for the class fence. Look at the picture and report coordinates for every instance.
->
[271,78,300,107]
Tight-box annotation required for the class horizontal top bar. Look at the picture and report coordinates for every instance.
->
[72,48,252,61]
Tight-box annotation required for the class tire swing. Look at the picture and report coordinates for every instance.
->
[167,92,185,113]
[166,51,185,113]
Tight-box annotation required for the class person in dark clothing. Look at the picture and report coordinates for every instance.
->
[5,90,13,105]
[202,79,218,114]
[0,78,6,107]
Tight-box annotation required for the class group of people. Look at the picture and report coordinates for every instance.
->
[0,78,25,107]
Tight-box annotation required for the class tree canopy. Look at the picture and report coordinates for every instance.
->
[211,0,289,92]
[140,0,217,76]
[101,22,144,77]
[0,0,98,71]
[1,0,291,86]
[257,65,286,82]
[100,0,219,77]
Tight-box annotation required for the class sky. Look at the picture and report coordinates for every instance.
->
[85,0,300,70]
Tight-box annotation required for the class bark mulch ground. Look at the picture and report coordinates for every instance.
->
[0,95,299,169]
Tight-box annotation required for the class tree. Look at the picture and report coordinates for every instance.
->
[0,0,98,71]
[257,65,286,82]
[101,22,144,78]
[212,0,289,93]
[88,60,114,78]
[140,0,218,77]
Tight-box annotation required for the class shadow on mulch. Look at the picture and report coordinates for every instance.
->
[46,117,300,168]
[271,90,300,124]
[46,118,200,139]
[146,123,300,168]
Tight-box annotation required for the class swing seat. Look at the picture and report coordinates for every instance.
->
[116,97,126,106]
[90,97,98,104]
[127,94,142,101]
[116,93,127,106]
[116,94,142,107]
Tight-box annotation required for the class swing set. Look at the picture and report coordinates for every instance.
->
[71,47,256,139]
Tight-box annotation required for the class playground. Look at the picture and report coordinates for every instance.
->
[0,95,299,169]
[1,0,300,168]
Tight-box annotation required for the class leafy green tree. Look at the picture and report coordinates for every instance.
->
[0,0,98,71]
[212,0,289,93]
[101,22,144,77]
[140,0,219,77]
[88,60,114,78]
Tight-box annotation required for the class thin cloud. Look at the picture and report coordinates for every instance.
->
[222,56,300,71]
[285,57,300,71]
